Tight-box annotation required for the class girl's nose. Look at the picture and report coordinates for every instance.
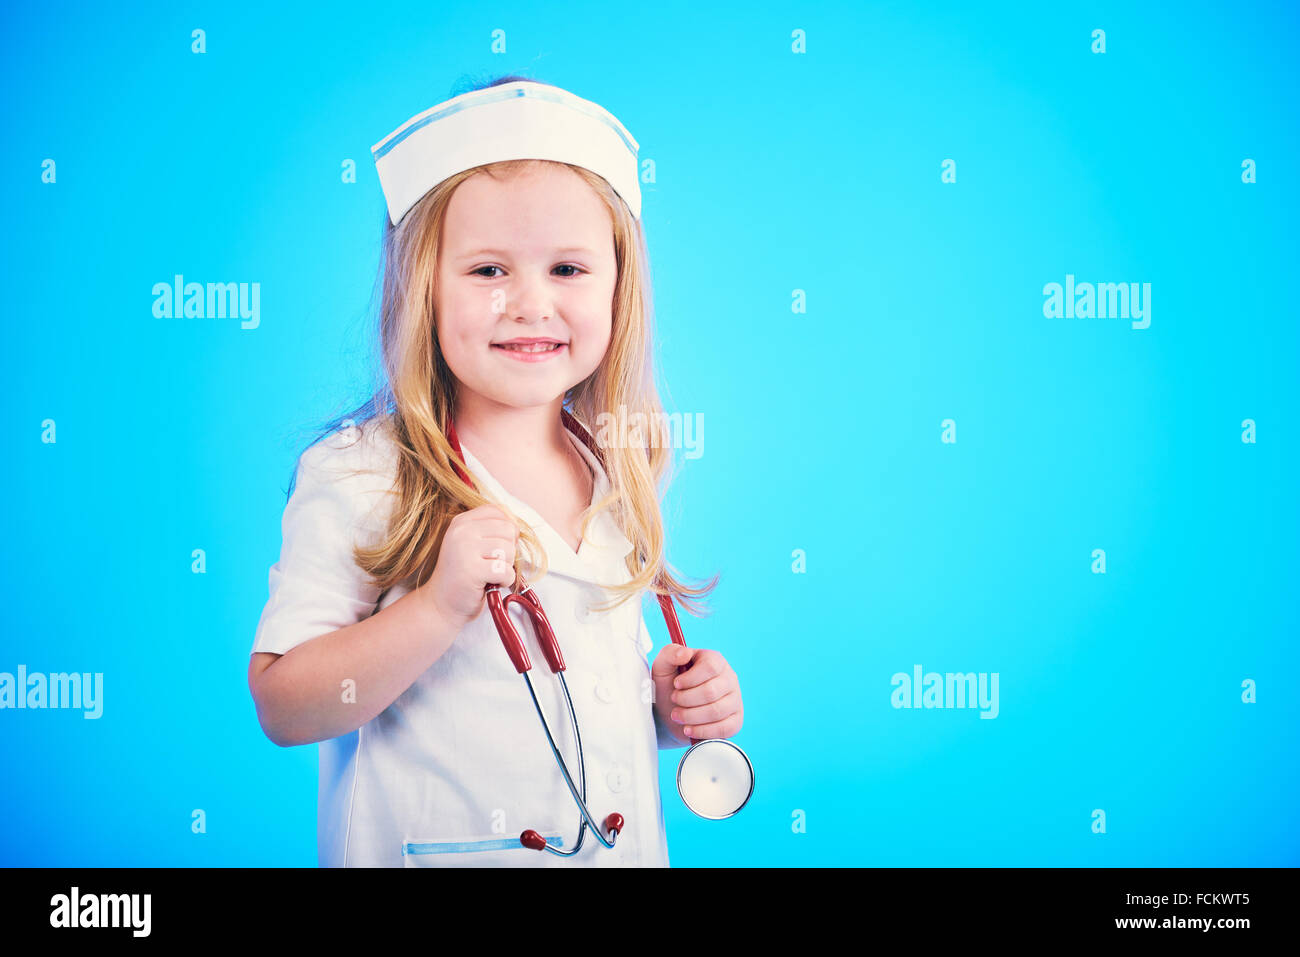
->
[502,278,554,323]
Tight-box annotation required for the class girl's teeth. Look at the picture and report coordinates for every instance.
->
[499,343,560,353]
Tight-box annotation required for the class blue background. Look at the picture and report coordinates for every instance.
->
[2,0,1296,866]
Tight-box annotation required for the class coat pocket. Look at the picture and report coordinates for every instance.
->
[400,830,567,867]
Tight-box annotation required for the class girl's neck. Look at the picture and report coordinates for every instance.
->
[453,395,571,462]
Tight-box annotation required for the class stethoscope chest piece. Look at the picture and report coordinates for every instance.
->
[676,738,755,820]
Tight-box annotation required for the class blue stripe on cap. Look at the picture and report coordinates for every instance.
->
[373,85,638,161]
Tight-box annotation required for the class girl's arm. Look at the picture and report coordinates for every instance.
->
[248,586,461,747]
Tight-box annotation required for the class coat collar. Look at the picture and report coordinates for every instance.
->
[457,420,636,587]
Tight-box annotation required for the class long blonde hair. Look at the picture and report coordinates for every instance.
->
[289,90,716,617]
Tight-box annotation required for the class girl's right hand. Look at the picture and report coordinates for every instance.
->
[422,504,519,627]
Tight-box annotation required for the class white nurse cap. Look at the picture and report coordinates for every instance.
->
[370,80,642,226]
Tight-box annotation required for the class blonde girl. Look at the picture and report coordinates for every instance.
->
[247,76,744,867]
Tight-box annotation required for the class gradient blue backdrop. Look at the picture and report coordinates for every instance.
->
[3,0,1296,866]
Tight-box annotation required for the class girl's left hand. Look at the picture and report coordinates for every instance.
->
[650,645,743,744]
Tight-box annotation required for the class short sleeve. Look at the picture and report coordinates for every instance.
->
[250,428,397,657]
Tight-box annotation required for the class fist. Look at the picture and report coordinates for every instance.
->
[650,645,744,744]
[421,504,519,626]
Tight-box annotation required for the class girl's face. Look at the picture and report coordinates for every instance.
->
[435,164,617,416]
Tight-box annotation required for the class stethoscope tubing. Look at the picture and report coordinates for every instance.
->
[519,667,613,854]
[491,581,622,854]
[444,409,751,857]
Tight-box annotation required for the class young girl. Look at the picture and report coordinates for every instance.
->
[247,76,745,867]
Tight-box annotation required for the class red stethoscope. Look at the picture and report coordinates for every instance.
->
[445,409,754,858]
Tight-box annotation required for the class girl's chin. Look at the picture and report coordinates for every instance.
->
[467,383,578,409]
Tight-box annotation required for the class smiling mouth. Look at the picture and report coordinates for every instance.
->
[492,342,565,353]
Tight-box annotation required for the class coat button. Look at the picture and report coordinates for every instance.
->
[594,676,614,703]
[606,766,629,793]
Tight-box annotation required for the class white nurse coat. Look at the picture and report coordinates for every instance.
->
[250,415,680,867]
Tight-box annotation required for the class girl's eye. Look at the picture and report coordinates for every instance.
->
[471,265,585,278]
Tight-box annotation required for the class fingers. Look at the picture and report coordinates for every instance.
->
[478,535,518,558]
[657,648,742,738]
[473,518,520,539]
[452,504,520,586]
[671,691,743,739]
[482,547,516,587]
[454,506,517,536]
[465,504,511,520]
[470,509,519,561]
[669,688,739,725]
[465,504,515,529]
[671,648,727,690]
[669,672,730,708]
[459,517,518,542]
[651,644,693,678]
